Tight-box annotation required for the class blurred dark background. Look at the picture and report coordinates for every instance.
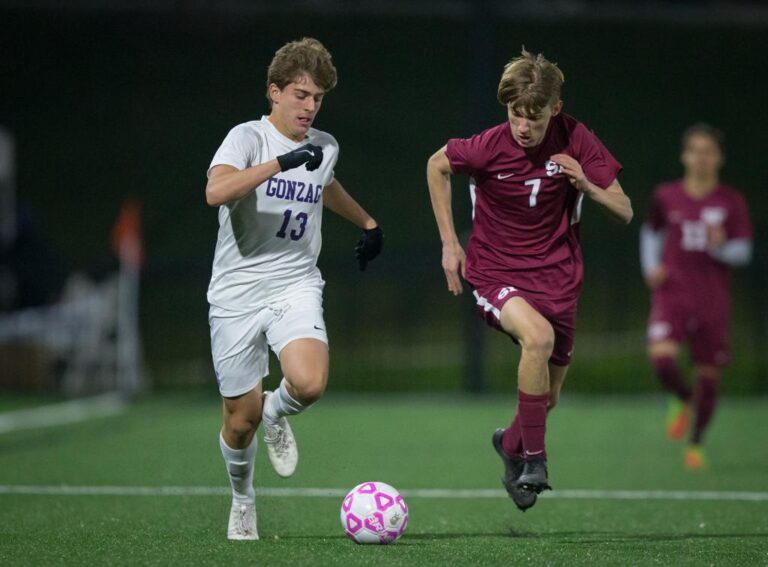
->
[1,0,766,395]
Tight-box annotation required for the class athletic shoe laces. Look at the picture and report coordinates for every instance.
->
[265,420,292,456]
[237,506,254,536]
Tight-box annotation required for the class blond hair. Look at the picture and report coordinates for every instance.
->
[266,37,338,105]
[497,48,564,116]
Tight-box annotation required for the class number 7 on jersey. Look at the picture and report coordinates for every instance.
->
[525,178,541,208]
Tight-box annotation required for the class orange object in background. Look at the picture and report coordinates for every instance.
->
[111,199,143,270]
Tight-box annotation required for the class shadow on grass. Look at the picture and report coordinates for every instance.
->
[551,531,768,544]
[276,529,767,544]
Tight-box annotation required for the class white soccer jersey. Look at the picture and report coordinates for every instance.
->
[207,116,339,312]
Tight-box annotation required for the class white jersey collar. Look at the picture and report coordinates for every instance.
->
[262,115,309,147]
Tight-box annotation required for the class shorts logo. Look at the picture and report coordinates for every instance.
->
[545,160,562,177]
[648,321,671,341]
[497,286,517,300]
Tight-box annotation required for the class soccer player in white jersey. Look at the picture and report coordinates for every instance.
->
[205,38,383,540]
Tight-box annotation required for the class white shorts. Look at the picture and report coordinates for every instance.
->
[209,286,327,398]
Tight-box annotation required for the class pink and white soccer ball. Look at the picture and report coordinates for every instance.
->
[340,481,409,544]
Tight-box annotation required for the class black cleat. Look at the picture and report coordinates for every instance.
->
[492,428,538,511]
[516,458,552,495]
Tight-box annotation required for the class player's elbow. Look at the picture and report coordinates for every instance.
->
[205,184,225,207]
[426,154,439,176]
[427,148,451,176]
[619,196,634,225]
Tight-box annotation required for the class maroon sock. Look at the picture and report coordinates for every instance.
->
[501,415,523,459]
[652,356,692,401]
[518,390,549,460]
[691,376,719,444]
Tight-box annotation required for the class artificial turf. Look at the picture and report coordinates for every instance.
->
[0,392,766,565]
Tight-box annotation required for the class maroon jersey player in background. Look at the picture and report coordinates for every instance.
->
[426,49,633,511]
[641,124,753,470]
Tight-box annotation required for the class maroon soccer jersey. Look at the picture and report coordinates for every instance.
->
[647,181,752,315]
[446,113,622,300]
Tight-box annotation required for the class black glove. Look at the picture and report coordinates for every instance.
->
[355,226,384,271]
[277,143,324,172]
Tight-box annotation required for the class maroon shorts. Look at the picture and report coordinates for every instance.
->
[648,293,730,366]
[472,283,578,367]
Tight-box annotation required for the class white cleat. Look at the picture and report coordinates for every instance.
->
[262,392,299,478]
[227,501,259,540]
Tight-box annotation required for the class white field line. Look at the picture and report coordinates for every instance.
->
[0,393,126,434]
[0,485,766,502]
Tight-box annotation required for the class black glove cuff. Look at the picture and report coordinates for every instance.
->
[276,152,296,172]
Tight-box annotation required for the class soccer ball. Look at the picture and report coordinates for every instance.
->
[340,482,409,544]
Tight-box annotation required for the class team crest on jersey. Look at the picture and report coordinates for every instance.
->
[701,207,726,225]
[545,160,562,177]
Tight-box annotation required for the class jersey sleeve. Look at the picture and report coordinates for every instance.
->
[324,134,340,185]
[208,125,260,176]
[575,126,623,190]
[646,187,666,230]
[726,192,753,240]
[445,132,491,176]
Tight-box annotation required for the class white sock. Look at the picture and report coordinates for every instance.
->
[219,432,257,504]
[263,378,307,425]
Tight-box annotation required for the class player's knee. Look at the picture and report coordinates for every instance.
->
[224,413,258,443]
[292,375,327,405]
[522,325,555,359]
[547,391,560,410]
[648,341,679,361]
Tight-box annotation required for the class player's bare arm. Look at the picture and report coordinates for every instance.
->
[645,265,667,289]
[322,178,378,229]
[550,153,633,224]
[427,146,466,296]
[706,223,727,249]
[323,178,383,271]
[206,140,324,207]
[206,162,281,206]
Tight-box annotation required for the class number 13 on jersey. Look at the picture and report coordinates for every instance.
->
[276,209,308,241]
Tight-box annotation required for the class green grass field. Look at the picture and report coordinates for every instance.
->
[1,392,767,565]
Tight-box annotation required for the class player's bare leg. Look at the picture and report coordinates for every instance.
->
[685,364,720,469]
[499,297,553,496]
[221,385,263,540]
[262,338,329,478]
[649,340,692,440]
[548,363,569,411]
[502,298,553,396]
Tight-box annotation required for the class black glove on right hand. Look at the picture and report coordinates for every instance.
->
[355,226,384,271]
[277,143,324,172]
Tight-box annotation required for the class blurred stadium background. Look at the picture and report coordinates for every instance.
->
[0,1,766,396]
[2,2,768,565]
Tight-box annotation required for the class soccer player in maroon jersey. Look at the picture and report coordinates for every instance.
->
[426,49,633,510]
[641,124,752,470]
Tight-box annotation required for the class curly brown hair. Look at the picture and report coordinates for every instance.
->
[266,38,337,105]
